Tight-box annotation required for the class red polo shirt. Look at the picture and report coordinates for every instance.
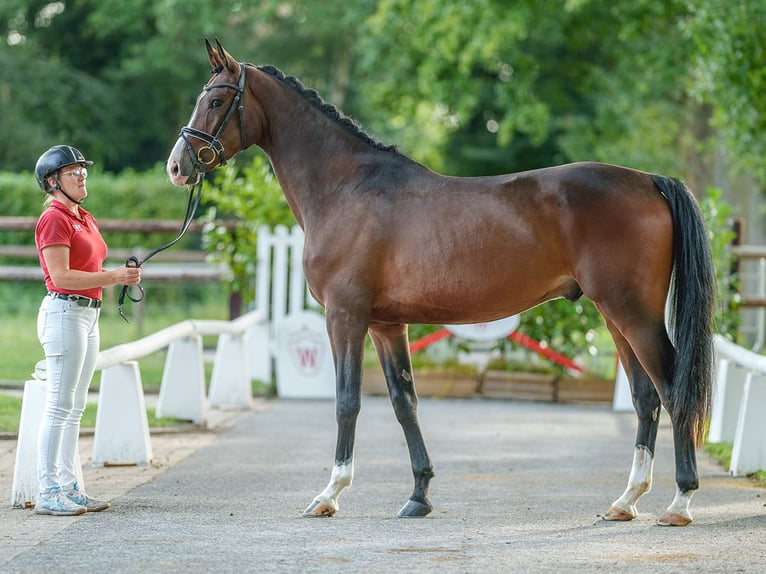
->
[35,200,108,301]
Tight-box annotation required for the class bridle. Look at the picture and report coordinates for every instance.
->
[179,63,248,172]
[117,63,248,322]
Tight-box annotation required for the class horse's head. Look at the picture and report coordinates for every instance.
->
[167,39,254,186]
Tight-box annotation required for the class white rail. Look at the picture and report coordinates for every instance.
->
[95,310,266,370]
[12,309,268,508]
[710,335,766,476]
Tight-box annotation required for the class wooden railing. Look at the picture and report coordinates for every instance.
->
[0,216,229,282]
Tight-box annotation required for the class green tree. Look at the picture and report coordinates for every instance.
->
[684,0,766,184]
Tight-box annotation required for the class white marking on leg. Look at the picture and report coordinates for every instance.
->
[609,446,654,517]
[312,462,354,512]
[662,486,694,523]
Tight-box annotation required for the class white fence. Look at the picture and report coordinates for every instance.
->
[11,224,335,508]
[710,335,766,476]
[11,309,267,508]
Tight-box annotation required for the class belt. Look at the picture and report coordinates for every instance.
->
[48,292,102,308]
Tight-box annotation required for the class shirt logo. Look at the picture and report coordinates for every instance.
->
[72,224,83,232]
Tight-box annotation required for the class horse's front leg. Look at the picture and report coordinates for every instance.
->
[303,307,367,517]
[369,323,434,517]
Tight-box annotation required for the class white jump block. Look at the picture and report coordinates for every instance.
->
[11,377,83,508]
[729,372,766,476]
[246,320,272,385]
[612,361,635,412]
[709,358,748,443]
[208,332,253,409]
[92,361,153,467]
[275,311,335,399]
[156,335,207,425]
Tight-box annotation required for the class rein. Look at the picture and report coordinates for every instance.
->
[117,63,248,322]
[117,177,203,322]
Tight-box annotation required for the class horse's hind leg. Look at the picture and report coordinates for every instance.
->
[603,322,662,522]
[603,315,698,526]
[368,323,434,517]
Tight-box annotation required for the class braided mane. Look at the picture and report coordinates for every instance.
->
[253,64,398,154]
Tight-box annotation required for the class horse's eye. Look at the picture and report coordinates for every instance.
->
[210,99,224,109]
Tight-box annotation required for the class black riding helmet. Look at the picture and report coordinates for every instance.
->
[34,145,94,192]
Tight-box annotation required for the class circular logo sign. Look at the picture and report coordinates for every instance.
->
[444,315,520,342]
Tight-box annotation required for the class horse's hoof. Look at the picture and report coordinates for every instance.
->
[302,498,337,517]
[657,511,692,527]
[602,505,637,522]
[397,498,432,518]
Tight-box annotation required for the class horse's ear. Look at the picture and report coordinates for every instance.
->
[205,38,219,69]
[214,38,239,74]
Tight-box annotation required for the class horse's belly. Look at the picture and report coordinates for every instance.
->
[370,268,570,325]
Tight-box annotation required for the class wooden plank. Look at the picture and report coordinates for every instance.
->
[0,216,238,232]
[0,264,226,282]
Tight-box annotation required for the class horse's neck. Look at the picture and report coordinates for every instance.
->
[253,72,383,227]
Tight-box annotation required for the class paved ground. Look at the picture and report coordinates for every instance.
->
[1,396,765,573]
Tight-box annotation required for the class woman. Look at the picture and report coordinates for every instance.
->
[33,145,142,516]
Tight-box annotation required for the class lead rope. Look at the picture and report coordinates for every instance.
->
[117,171,205,322]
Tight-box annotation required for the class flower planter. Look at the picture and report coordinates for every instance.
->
[480,370,558,401]
[480,370,614,404]
[556,375,614,404]
[362,365,613,404]
[362,366,478,398]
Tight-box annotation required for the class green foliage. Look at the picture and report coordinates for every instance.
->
[704,442,765,486]
[201,155,296,304]
[704,441,732,469]
[684,0,766,184]
[0,284,227,385]
[2,0,765,195]
[514,299,606,375]
[0,165,203,251]
[699,187,740,339]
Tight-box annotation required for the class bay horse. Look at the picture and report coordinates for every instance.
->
[167,40,715,526]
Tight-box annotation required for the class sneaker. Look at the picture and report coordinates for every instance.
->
[66,482,111,512]
[35,487,86,516]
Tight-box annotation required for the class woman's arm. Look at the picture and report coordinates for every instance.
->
[42,245,142,289]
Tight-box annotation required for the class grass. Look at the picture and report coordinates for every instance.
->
[705,441,766,487]
[0,282,230,387]
[0,282,236,432]
[0,392,188,433]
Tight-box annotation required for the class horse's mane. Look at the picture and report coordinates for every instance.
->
[253,64,399,154]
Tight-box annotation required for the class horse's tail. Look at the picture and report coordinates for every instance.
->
[653,174,716,445]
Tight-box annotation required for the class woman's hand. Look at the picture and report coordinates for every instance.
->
[112,264,142,286]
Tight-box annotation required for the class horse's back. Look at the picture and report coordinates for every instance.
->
[306,159,672,324]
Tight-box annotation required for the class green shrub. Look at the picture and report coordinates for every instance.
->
[201,154,296,306]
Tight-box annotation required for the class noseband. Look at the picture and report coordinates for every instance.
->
[179,63,248,171]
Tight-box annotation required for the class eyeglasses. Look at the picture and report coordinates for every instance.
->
[60,167,88,178]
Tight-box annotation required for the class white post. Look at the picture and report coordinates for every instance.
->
[246,320,272,384]
[11,374,84,508]
[208,332,253,409]
[92,361,153,467]
[255,225,271,318]
[272,225,290,332]
[289,226,305,315]
[612,361,635,412]
[10,380,47,508]
[156,335,207,425]
[709,358,748,443]
[729,372,766,476]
